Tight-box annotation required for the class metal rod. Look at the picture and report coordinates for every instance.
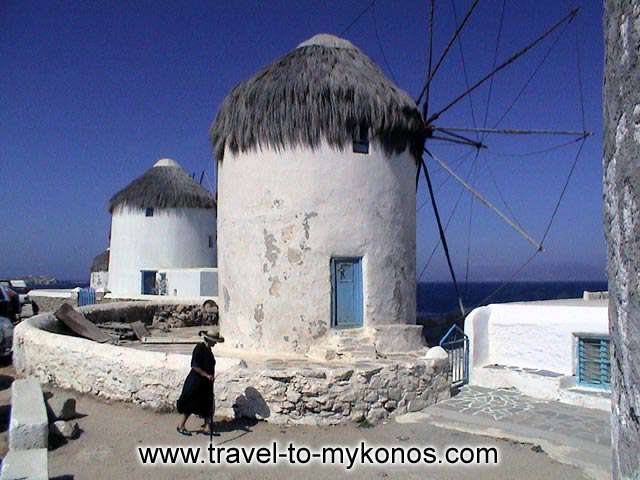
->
[425,149,543,251]
[417,0,480,106]
[427,8,579,123]
[433,126,591,137]
[430,134,486,149]
[421,155,466,317]
[433,128,488,148]
[340,0,376,36]
[422,0,435,118]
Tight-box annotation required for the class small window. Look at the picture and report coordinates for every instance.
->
[145,208,154,217]
[208,235,214,248]
[576,335,610,389]
[353,123,369,154]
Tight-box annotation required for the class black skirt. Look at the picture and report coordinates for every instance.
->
[177,343,215,418]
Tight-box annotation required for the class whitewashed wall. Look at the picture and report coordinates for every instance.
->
[90,271,109,290]
[218,140,417,353]
[163,268,218,297]
[108,207,216,297]
[465,303,609,378]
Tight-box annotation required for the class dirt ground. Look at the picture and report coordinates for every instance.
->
[0,362,589,480]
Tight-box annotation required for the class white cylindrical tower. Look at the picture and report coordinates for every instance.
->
[210,34,426,354]
[107,158,217,297]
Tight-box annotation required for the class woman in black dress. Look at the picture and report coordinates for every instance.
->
[176,334,219,435]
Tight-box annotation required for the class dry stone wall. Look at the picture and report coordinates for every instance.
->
[13,303,450,425]
[604,1,640,478]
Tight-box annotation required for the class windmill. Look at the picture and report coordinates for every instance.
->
[344,0,590,319]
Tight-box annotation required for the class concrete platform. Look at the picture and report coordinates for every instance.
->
[9,378,48,450]
[398,385,611,480]
[473,364,611,411]
[0,448,48,480]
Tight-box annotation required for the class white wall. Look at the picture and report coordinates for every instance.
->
[108,207,216,297]
[162,268,218,298]
[218,140,417,353]
[466,302,609,378]
[90,271,109,290]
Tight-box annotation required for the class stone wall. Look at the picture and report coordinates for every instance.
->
[151,303,218,329]
[29,292,77,314]
[217,358,450,425]
[603,1,640,478]
[13,303,450,425]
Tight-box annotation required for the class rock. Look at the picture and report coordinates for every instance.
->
[358,367,383,380]
[286,391,302,403]
[364,391,378,403]
[50,420,80,439]
[332,369,354,381]
[168,318,184,329]
[425,346,449,362]
[384,400,397,411]
[388,388,401,401]
[350,410,366,422]
[366,407,387,424]
[47,395,77,421]
[406,399,427,412]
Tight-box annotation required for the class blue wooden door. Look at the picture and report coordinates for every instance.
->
[332,258,363,328]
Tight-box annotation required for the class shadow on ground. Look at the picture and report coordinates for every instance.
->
[208,417,259,445]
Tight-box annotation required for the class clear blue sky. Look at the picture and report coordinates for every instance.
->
[0,0,605,282]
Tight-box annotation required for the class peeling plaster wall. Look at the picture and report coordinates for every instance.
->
[218,141,417,353]
[108,207,217,297]
[603,1,640,478]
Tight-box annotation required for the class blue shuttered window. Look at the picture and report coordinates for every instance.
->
[577,336,610,389]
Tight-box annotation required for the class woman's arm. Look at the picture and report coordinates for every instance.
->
[192,367,213,381]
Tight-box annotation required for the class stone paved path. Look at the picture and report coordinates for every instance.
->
[398,386,612,480]
[437,386,611,446]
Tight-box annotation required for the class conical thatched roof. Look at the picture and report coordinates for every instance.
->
[210,33,425,162]
[108,159,215,213]
[90,249,110,272]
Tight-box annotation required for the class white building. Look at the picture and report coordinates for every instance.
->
[210,34,426,354]
[106,158,218,300]
[89,249,109,291]
[465,296,610,411]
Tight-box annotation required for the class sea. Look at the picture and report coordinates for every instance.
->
[417,280,608,316]
[32,280,608,317]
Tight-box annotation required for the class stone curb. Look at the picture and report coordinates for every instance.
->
[0,449,48,480]
[9,378,48,451]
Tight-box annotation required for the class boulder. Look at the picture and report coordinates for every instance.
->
[425,346,449,362]
[49,420,80,439]
[46,395,77,421]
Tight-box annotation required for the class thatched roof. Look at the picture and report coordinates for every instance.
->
[90,249,109,272]
[210,33,425,162]
[108,159,215,213]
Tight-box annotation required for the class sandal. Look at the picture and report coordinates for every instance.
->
[176,426,192,436]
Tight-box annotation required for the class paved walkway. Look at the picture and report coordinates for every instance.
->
[398,386,612,480]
